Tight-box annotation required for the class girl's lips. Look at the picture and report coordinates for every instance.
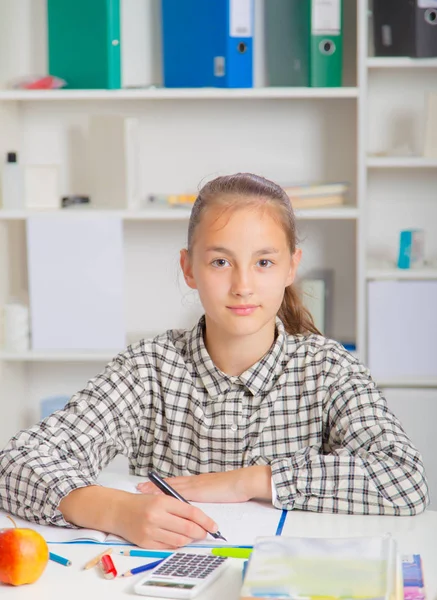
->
[227,305,259,316]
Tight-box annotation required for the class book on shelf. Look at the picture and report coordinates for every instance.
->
[146,182,350,210]
[240,534,401,600]
[282,182,349,197]
[283,181,349,209]
[289,193,346,209]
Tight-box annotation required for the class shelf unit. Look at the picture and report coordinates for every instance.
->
[0,87,359,101]
[0,206,360,222]
[366,157,437,169]
[367,57,437,69]
[367,268,437,281]
[0,0,436,456]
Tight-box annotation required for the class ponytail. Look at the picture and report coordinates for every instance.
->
[278,285,321,336]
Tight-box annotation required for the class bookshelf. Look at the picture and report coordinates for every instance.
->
[0,0,436,505]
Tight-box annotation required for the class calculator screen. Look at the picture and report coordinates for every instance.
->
[142,581,196,590]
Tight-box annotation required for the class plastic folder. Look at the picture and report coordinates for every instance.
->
[162,0,253,88]
[373,0,437,58]
[47,0,121,89]
[240,535,400,600]
[266,0,343,87]
[310,0,343,87]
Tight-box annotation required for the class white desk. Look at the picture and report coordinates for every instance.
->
[3,509,437,599]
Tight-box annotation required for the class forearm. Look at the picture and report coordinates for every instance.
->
[271,446,429,515]
[0,445,98,525]
[243,465,273,501]
[59,485,129,536]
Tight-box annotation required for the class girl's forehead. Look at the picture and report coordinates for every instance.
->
[199,203,284,235]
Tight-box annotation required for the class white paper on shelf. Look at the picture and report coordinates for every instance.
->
[27,215,125,351]
[368,280,437,380]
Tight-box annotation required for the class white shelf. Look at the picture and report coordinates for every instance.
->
[367,156,437,169]
[376,378,437,389]
[0,87,359,102]
[367,57,437,69]
[0,207,360,221]
[367,268,437,281]
[294,207,359,220]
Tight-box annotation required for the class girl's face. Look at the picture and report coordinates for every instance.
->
[181,202,301,340]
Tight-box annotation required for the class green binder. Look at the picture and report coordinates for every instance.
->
[310,0,343,87]
[265,0,311,87]
[47,0,121,89]
[265,0,343,88]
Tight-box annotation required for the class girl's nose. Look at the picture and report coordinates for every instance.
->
[231,270,253,298]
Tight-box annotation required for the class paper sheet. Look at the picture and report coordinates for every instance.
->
[0,473,284,546]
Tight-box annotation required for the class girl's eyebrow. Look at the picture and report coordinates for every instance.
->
[205,246,280,256]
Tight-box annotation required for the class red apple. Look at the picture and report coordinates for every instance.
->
[0,517,49,586]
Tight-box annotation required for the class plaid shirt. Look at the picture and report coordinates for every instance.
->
[0,317,429,526]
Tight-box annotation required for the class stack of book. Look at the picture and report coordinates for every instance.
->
[146,182,350,210]
[283,181,350,210]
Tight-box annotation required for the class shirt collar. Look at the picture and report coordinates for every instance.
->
[187,316,287,400]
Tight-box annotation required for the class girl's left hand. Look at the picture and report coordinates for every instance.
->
[136,466,272,503]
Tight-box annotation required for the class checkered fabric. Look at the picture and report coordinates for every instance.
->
[0,316,429,526]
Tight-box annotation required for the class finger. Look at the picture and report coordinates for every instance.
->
[136,483,163,494]
[145,508,208,546]
[163,497,218,535]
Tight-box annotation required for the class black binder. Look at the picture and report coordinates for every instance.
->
[373,0,437,58]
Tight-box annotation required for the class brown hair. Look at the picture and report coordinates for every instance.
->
[187,173,321,336]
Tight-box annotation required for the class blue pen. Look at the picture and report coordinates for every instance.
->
[121,558,164,578]
[118,549,173,559]
[49,551,72,567]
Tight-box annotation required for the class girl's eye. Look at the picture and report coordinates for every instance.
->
[211,258,230,268]
[257,259,273,268]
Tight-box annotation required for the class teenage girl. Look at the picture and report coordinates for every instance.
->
[0,173,428,549]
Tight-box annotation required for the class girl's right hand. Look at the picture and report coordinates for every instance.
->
[113,492,218,549]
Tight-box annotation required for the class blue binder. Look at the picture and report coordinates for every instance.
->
[162,0,253,88]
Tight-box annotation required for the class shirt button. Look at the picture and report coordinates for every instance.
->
[230,423,238,432]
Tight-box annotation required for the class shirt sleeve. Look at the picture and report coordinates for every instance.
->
[0,352,147,527]
[270,355,430,515]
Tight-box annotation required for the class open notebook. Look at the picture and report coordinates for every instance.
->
[0,472,287,546]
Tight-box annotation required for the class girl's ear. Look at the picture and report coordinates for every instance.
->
[285,248,302,287]
[180,249,198,290]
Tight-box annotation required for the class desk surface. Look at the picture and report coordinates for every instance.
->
[3,509,437,599]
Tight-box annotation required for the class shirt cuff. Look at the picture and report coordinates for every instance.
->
[271,476,277,505]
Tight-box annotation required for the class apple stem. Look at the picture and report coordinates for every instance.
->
[6,515,17,528]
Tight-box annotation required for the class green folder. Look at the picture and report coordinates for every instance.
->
[47,0,121,89]
[310,0,343,87]
[265,0,343,88]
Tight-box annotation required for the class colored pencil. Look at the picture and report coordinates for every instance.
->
[118,549,173,558]
[121,558,164,578]
[49,551,72,567]
[84,547,113,570]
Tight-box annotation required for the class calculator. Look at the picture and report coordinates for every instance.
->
[134,552,229,599]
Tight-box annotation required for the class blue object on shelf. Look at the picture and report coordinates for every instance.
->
[397,229,425,270]
[341,342,357,352]
[162,0,254,88]
[40,395,70,420]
